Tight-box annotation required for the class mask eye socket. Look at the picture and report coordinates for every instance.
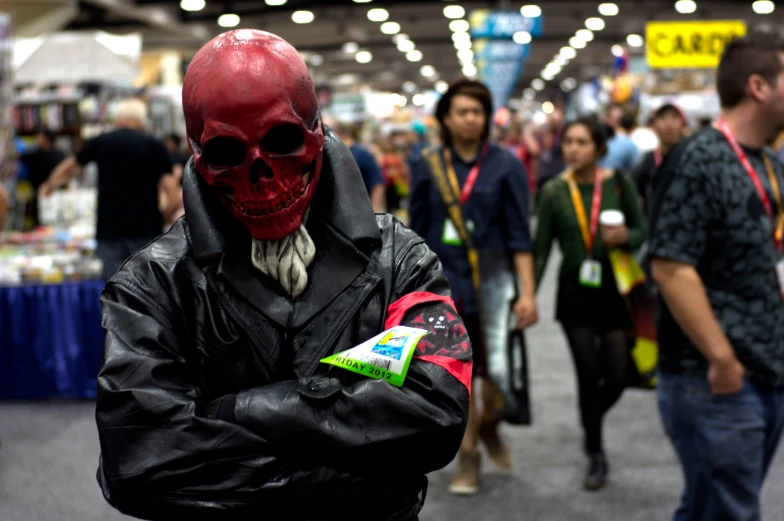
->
[202,137,246,168]
[261,123,304,155]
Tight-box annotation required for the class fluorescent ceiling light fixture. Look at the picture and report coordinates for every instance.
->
[513,31,532,44]
[532,78,545,90]
[218,13,240,27]
[560,46,577,59]
[452,31,471,44]
[752,0,775,14]
[413,94,426,106]
[407,49,424,62]
[521,5,542,17]
[542,101,554,114]
[462,64,477,77]
[397,39,416,52]
[457,49,474,61]
[612,44,624,57]
[450,20,470,32]
[444,5,466,19]
[310,54,324,66]
[367,8,389,22]
[393,33,409,43]
[569,36,587,49]
[555,54,569,65]
[454,39,472,51]
[292,10,314,24]
[541,70,555,81]
[381,21,401,34]
[674,0,697,14]
[265,0,287,5]
[403,81,417,93]
[598,3,619,16]
[524,89,536,100]
[546,63,562,74]
[180,0,205,12]
[576,29,594,41]
[435,81,449,93]
[585,17,605,31]
[355,50,373,63]
[561,78,577,91]
[420,65,436,77]
[626,34,644,47]
[353,0,372,3]
[342,41,359,53]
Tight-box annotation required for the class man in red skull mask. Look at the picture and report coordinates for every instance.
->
[94,30,471,521]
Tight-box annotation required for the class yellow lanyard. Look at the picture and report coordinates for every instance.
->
[565,170,603,256]
[763,155,784,247]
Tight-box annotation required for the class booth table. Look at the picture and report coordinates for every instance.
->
[0,280,105,399]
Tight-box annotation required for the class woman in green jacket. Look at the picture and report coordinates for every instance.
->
[535,115,646,491]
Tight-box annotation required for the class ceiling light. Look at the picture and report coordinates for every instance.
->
[674,0,697,14]
[561,78,577,91]
[403,81,417,92]
[381,21,401,34]
[413,94,426,106]
[560,46,577,59]
[180,0,205,12]
[393,94,407,107]
[397,39,416,52]
[626,34,644,47]
[462,64,477,77]
[367,8,389,22]
[444,5,466,19]
[454,39,472,51]
[393,33,409,43]
[513,31,532,44]
[569,36,587,49]
[450,20,470,32]
[576,29,594,41]
[310,54,324,66]
[342,41,359,53]
[452,31,471,44]
[541,72,555,81]
[542,101,554,114]
[521,5,542,17]
[457,49,474,61]
[265,0,287,5]
[546,64,562,74]
[355,50,373,63]
[612,44,624,57]
[218,13,240,27]
[407,49,424,62]
[420,65,436,77]
[752,0,775,14]
[585,17,605,31]
[292,10,314,24]
[555,55,569,66]
[532,78,545,90]
[353,0,372,3]
[435,81,449,93]
[598,3,619,16]
[523,89,536,100]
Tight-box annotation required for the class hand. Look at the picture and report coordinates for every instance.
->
[707,357,746,395]
[601,224,629,247]
[513,295,538,330]
[38,181,54,199]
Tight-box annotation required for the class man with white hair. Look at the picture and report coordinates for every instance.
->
[41,98,180,280]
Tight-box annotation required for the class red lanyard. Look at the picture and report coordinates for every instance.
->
[653,149,662,167]
[443,143,490,206]
[565,168,603,255]
[716,118,784,250]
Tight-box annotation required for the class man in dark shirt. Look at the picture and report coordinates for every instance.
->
[40,98,179,280]
[333,123,385,212]
[19,130,66,227]
[649,30,784,521]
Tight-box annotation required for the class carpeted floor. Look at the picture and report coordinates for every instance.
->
[1,251,783,521]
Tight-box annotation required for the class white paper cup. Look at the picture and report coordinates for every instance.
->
[599,209,625,227]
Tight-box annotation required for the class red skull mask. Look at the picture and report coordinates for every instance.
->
[182,30,324,241]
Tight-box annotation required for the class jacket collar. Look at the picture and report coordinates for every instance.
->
[182,126,382,329]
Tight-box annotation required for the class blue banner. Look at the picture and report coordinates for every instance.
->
[473,39,530,61]
[469,10,543,39]
[477,60,523,111]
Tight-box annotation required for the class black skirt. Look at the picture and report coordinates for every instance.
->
[556,260,632,333]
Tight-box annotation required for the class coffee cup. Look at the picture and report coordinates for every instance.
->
[599,210,625,227]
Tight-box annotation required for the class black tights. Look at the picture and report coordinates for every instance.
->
[563,327,629,455]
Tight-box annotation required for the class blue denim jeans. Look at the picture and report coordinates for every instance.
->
[657,371,784,521]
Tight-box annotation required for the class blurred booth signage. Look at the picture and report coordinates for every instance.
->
[645,20,746,69]
[469,10,543,39]
[473,40,530,61]
[477,60,524,113]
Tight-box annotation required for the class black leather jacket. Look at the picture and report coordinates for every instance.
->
[95,130,471,521]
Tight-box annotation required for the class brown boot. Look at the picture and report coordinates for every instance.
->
[448,451,481,495]
[478,420,512,471]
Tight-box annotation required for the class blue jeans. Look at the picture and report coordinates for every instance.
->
[657,371,784,521]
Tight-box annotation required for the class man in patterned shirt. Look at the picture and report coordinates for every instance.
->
[650,28,784,521]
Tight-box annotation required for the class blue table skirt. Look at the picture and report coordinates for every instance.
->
[0,280,105,400]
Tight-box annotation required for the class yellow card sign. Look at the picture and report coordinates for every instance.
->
[646,20,746,69]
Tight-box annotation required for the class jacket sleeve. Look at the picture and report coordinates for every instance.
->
[233,234,470,478]
[96,276,364,521]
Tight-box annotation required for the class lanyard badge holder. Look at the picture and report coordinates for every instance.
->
[440,146,486,246]
[566,169,604,288]
[716,119,784,299]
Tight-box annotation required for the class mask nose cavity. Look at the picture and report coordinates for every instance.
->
[249,158,274,184]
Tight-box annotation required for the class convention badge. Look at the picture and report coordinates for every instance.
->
[320,326,429,387]
[467,220,475,233]
[776,257,784,301]
[579,259,602,288]
[442,219,463,246]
